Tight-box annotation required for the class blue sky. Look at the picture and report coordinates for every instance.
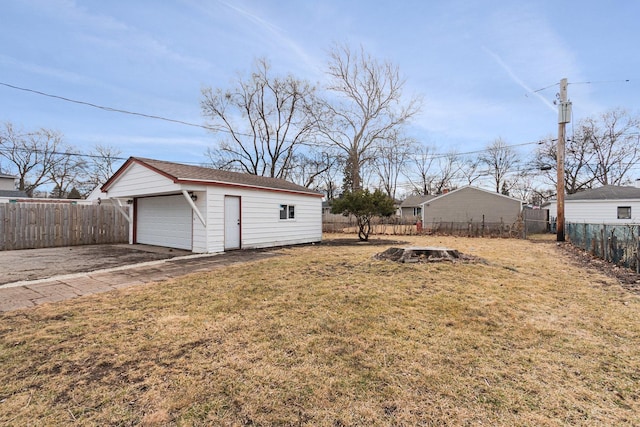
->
[1,0,639,179]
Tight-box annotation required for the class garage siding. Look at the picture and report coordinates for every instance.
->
[565,200,640,224]
[423,187,522,224]
[205,187,322,253]
[104,163,178,198]
[103,159,322,253]
[191,191,207,253]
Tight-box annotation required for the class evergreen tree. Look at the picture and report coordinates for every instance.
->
[331,189,395,241]
[67,187,82,199]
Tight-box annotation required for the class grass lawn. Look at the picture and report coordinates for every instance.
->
[1,234,639,426]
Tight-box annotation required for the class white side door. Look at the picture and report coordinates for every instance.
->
[224,196,241,250]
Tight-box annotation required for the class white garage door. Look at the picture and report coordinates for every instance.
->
[136,195,192,250]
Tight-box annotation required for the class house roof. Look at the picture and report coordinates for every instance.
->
[0,174,17,179]
[0,190,28,198]
[103,157,323,197]
[419,185,525,205]
[565,185,640,201]
[400,194,435,207]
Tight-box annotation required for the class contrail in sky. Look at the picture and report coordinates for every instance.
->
[482,46,557,113]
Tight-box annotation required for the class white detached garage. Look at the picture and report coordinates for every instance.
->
[101,157,323,253]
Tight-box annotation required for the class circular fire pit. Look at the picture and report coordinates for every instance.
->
[374,247,484,264]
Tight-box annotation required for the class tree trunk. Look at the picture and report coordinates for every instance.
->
[357,216,371,241]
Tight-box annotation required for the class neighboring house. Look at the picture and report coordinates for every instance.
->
[545,184,640,224]
[0,190,29,201]
[0,174,17,191]
[399,194,434,219]
[541,199,557,220]
[321,200,332,216]
[420,186,524,225]
[100,157,323,253]
[86,186,108,203]
[0,174,29,202]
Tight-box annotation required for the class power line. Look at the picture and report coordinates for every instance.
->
[2,81,556,163]
[4,81,636,167]
[530,78,632,94]
[413,139,549,161]
[0,146,209,166]
[0,147,126,161]
[532,82,559,93]
[569,79,631,85]
[0,81,340,146]
[0,81,216,132]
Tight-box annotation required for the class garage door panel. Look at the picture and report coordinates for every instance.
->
[137,195,192,250]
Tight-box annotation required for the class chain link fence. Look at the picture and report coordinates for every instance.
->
[566,222,640,272]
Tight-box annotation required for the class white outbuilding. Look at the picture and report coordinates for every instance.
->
[101,157,323,253]
[559,185,640,224]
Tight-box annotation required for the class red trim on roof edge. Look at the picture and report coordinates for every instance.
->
[175,178,323,197]
[101,157,133,192]
[102,157,322,197]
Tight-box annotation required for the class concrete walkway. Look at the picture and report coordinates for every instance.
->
[0,249,280,313]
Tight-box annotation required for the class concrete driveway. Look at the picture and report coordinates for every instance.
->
[0,244,281,313]
[0,244,192,285]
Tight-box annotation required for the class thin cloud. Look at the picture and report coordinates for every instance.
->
[39,0,215,72]
[0,54,94,85]
[217,0,323,75]
[482,46,556,112]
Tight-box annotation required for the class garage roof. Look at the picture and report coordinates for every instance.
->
[565,185,640,201]
[103,157,323,196]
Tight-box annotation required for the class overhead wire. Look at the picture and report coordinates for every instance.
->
[569,79,631,85]
[0,81,216,132]
[3,80,639,176]
[2,81,557,163]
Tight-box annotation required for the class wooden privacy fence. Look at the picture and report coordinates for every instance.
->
[0,203,129,251]
[522,208,549,236]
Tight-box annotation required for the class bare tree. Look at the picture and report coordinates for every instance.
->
[431,151,461,194]
[49,146,87,198]
[508,166,538,203]
[535,109,639,194]
[374,133,415,199]
[81,144,123,195]
[317,153,344,201]
[406,143,436,195]
[479,138,519,193]
[286,150,338,189]
[0,122,64,196]
[459,156,483,185]
[535,136,596,194]
[201,58,318,181]
[317,44,421,191]
[581,108,640,186]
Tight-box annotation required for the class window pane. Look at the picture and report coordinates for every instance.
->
[288,205,295,219]
[617,206,631,219]
[280,204,287,219]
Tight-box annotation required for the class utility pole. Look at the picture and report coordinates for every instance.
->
[556,78,570,242]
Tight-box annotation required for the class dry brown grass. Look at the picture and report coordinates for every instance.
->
[1,234,639,426]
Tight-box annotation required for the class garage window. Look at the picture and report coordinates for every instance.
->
[280,204,295,220]
[617,206,631,219]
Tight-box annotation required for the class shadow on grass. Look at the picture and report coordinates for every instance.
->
[317,237,411,247]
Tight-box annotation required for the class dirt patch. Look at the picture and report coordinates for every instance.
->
[557,242,640,294]
[0,244,191,285]
[374,246,488,264]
